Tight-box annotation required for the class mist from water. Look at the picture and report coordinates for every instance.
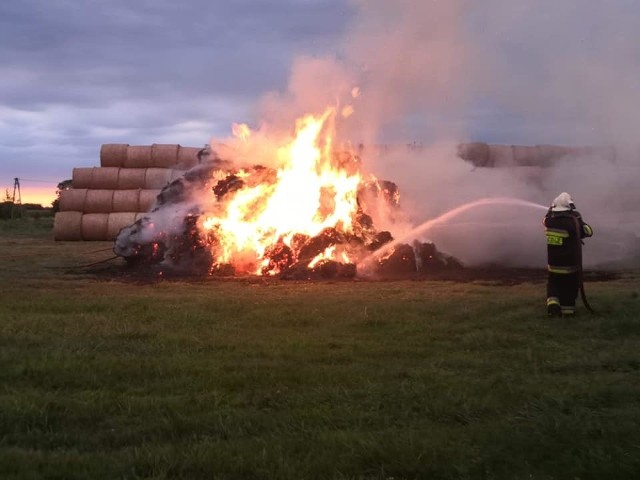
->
[220,1,640,269]
[358,197,548,272]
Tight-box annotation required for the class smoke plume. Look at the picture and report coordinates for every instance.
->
[209,0,640,269]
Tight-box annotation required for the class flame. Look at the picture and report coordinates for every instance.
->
[201,107,363,274]
[231,122,251,141]
[341,105,355,118]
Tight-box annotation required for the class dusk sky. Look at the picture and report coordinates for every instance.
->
[2,0,640,205]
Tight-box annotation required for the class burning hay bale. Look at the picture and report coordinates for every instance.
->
[112,109,463,279]
[114,162,461,279]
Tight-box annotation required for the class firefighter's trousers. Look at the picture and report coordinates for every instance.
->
[547,271,579,315]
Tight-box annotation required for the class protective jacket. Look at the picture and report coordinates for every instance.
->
[543,209,593,273]
[543,208,593,315]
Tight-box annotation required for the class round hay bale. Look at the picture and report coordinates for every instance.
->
[536,145,571,166]
[100,144,129,167]
[54,211,83,241]
[72,168,95,188]
[84,190,115,213]
[107,212,137,240]
[81,213,109,240]
[112,189,141,212]
[91,167,120,189]
[513,145,540,166]
[457,142,490,167]
[488,144,515,167]
[117,168,146,189]
[139,189,160,211]
[59,189,88,212]
[125,145,152,168]
[585,146,616,162]
[152,144,180,168]
[144,168,172,189]
[169,169,184,182]
[177,146,202,169]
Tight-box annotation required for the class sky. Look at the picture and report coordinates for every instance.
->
[2,0,640,220]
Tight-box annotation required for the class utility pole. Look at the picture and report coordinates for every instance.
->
[11,177,22,219]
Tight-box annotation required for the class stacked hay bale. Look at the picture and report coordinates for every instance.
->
[54,144,204,241]
[458,142,618,168]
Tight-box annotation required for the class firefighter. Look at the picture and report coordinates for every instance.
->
[543,192,593,317]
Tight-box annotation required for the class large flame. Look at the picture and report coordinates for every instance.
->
[201,107,363,275]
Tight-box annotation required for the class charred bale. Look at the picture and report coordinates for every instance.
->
[312,260,357,279]
[213,174,244,200]
[261,241,294,275]
[414,241,464,272]
[296,227,344,265]
[161,215,214,274]
[368,231,393,251]
[358,179,400,209]
[376,243,417,275]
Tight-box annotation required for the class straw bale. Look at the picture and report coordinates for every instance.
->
[536,145,571,166]
[152,144,180,168]
[113,190,141,212]
[117,168,146,189]
[170,169,184,182]
[139,190,160,211]
[54,211,83,241]
[84,190,115,213]
[144,168,172,189]
[457,142,490,166]
[125,145,152,168]
[586,146,616,162]
[107,212,137,240]
[81,213,109,241]
[512,145,540,166]
[488,144,515,167]
[100,144,129,167]
[59,189,88,212]
[72,168,95,189]
[91,167,120,189]
[177,146,202,169]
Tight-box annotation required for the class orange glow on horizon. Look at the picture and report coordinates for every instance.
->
[4,184,57,207]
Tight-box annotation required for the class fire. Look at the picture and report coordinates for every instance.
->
[113,104,465,278]
[201,107,362,275]
[231,122,251,141]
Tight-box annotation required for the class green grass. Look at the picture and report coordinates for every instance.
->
[1,223,639,479]
[0,216,54,237]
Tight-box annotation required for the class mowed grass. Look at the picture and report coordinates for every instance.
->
[1,220,639,479]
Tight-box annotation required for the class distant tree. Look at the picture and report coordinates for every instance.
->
[0,201,12,219]
[51,179,73,213]
[1,190,14,218]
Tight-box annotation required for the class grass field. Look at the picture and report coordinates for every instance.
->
[1,218,639,479]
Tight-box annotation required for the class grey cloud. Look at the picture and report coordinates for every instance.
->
[0,0,352,190]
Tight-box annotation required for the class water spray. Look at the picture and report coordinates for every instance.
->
[357,197,548,273]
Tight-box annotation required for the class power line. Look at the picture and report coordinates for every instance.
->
[16,178,56,183]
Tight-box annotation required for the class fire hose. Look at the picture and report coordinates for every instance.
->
[572,215,596,314]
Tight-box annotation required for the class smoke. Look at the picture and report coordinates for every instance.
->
[342,0,640,268]
[207,0,640,269]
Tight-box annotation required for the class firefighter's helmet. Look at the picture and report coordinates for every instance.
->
[551,192,575,212]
